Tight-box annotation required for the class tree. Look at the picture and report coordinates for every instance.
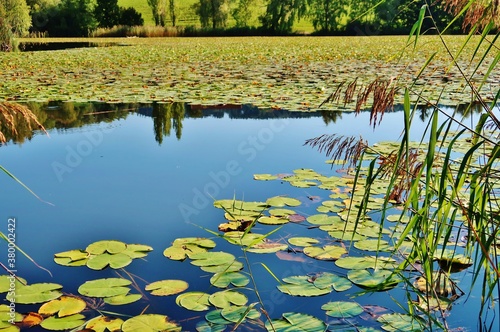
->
[260,0,309,33]
[147,0,167,26]
[193,0,229,29]
[232,0,254,27]
[309,0,347,33]
[94,0,120,28]
[0,0,31,51]
[168,0,176,27]
[118,7,144,26]
[45,0,97,37]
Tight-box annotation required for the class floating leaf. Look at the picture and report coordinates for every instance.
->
[20,312,42,328]
[86,316,124,332]
[354,239,392,252]
[190,252,236,268]
[38,296,86,317]
[122,244,153,258]
[246,240,288,254]
[288,237,320,247]
[221,305,260,323]
[86,240,127,255]
[335,256,397,270]
[78,278,131,298]
[210,272,249,288]
[200,260,244,273]
[145,280,188,296]
[209,291,247,308]
[8,283,62,304]
[321,301,364,318]
[40,314,85,331]
[103,294,142,305]
[258,216,289,225]
[377,313,425,331]
[278,275,332,297]
[266,196,301,207]
[304,245,347,260]
[254,174,278,181]
[195,321,226,332]
[205,309,232,325]
[176,292,211,311]
[163,238,216,261]
[0,275,27,293]
[86,252,133,270]
[269,208,296,216]
[347,269,400,290]
[122,314,181,332]
[265,312,326,332]
[53,250,88,266]
[0,304,22,325]
[313,273,352,292]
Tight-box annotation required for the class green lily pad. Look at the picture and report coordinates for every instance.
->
[266,196,301,207]
[53,250,88,264]
[190,252,236,267]
[78,278,131,298]
[313,272,352,292]
[0,275,27,293]
[205,309,232,325]
[103,294,142,305]
[122,244,153,258]
[200,260,244,273]
[303,245,347,260]
[86,316,124,332]
[278,275,332,297]
[246,240,289,253]
[40,314,85,331]
[221,305,260,323]
[258,216,289,225]
[176,292,211,311]
[163,238,216,261]
[209,291,247,308]
[288,237,320,247]
[195,321,226,332]
[335,256,397,270]
[86,240,127,255]
[145,280,189,296]
[377,313,425,331]
[265,312,326,332]
[347,269,400,290]
[8,283,62,304]
[38,296,86,317]
[254,174,278,181]
[210,272,249,288]
[354,239,392,252]
[0,304,22,324]
[122,314,181,332]
[269,208,296,216]
[86,252,133,270]
[321,301,364,318]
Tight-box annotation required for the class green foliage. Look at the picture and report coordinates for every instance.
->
[193,0,230,29]
[260,0,309,33]
[44,0,97,36]
[94,0,121,28]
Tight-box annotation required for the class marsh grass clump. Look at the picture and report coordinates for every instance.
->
[0,102,47,144]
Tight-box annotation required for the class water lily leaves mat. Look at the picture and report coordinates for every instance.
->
[3,36,498,109]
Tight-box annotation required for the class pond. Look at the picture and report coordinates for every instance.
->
[0,101,491,331]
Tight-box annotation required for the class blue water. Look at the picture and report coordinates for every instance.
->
[0,103,490,331]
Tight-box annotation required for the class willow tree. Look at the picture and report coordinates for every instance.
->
[0,0,31,51]
[260,0,309,34]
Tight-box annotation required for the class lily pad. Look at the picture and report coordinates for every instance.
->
[335,256,398,270]
[176,292,211,311]
[347,269,401,290]
[122,314,181,332]
[288,237,320,247]
[321,301,364,318]
[221,305,260,323]
[86,316,124,332]
[78,278,131,298]
[209,291,248,308]
[86,252,133,270]
[103,294,142,305]
[210,272,249,288]
[265,312,326,332]
[8,283,62,304]
[313,272,352,292]
[86,240,127,255]
[122,244,154,258]
[354,239,392,252]
[254,174,278,181]
[377,313,425,331]
[163,238,216,261]
[266,196,301,207]
[53,250,88,266]
[303,245,347,260]
[145,280,189,296]
[38,296,86,317]
[190,252,236,268]
[278,275,333,297]
[40,314,85,331]
[0,275,27,293]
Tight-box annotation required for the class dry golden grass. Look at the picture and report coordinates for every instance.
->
[0,102,47,143]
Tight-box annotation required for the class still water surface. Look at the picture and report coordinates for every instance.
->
[0,102,486,331]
